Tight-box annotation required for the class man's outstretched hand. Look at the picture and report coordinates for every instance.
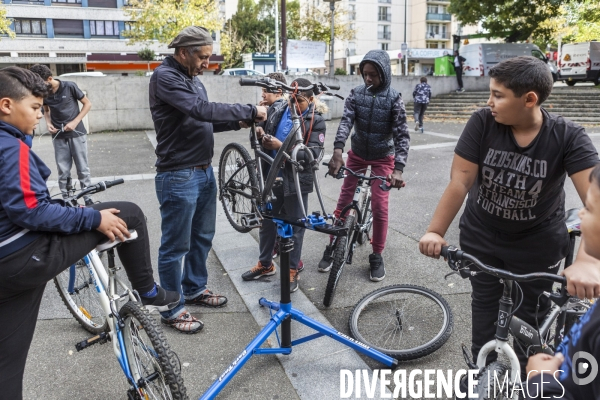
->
[97,209,130,242]
[255,106,267,122]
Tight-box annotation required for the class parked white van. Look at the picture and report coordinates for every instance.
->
[559,41,600,86]
[460,43,558,81]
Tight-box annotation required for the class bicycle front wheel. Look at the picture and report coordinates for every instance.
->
[119,301,187,400]
[218,143,259,233]
[54,258,108,334]
[323,214,355,307]
[349,285,453,360]
[357,192,372,246]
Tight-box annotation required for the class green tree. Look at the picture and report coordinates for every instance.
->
[137,47,156,71]
[0,5,15,39]
[287,1,354,45]
[449,0,566,42]
[535,1,600,46]
[220,22,246,68]
[123,0,221,44]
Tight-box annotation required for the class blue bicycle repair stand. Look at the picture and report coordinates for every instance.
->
[199,215,398,400]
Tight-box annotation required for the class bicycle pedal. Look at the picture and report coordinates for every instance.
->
[75,332,110,352]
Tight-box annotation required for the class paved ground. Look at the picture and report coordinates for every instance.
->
[24,117,600,400]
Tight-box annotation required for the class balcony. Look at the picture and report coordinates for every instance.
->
[426,32,449,40]
[426,13,451,21]
[378,14,391,22]
[379,0,391,2]
[377,32,391,40]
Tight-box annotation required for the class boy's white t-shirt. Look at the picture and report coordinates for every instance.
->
[454,56,461,68]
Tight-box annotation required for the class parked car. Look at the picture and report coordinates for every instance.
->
[460,43,558,82]
[559,41,600,86]
[59,71,107,77]
[219,68,265,76]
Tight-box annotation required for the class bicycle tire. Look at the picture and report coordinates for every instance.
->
[54,258,108,334]
[323,214,355,307]
[349,284,453,360]
[119,301,188,400]
[474,361,514,400]
[218,143,259,233]
[357,192,372,246]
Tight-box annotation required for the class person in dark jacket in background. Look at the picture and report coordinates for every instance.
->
[0,67,180,399]
[453,50,466,92]
[241,78,326,293]
[149,26,267,334]
[412,76,431,133]
[325,49,410,282]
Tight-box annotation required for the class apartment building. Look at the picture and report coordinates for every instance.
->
[0,0,223,75]
[306,0,454,75]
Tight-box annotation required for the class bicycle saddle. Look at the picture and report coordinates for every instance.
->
[564,208,581,233]
[96,229,138,252]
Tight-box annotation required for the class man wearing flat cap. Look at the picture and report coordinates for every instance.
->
[149,26,267,333]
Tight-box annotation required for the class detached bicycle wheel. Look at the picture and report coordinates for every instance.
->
[54,258,108,334]
[218,143,259,233]
[323,215,355,307]
[349,285,453,360]
[120,302,187,400]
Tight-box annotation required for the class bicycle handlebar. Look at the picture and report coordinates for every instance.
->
[321,162,393,192]
[239,77,342,98]
[75,179,125,200]
[441,245,567,285]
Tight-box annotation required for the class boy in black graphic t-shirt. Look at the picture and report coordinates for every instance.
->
[419,56,600,377]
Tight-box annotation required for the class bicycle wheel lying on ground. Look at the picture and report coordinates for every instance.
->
[54,258,108,334]
[218,143,259,233]
[323,215,355,307]
[349,285,453,360]
[120,301,187,400]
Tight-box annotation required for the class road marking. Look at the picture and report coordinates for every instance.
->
[411,142,457,150]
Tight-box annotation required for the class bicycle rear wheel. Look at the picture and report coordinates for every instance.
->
[218,143,259,233]
[323,214,355,307]
[119,301,187,400]
[54,257,108,334]
[349,285,453,360]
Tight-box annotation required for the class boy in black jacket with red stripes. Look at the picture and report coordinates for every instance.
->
[0,67,179,400]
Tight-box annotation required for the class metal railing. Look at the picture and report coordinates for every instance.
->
[378,14,391,21]
[426,32,449,39]
[426,13,451,21]
[377,32,391,40]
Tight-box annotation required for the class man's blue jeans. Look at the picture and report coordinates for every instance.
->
[155,166,217,318]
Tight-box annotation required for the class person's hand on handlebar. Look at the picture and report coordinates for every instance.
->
[387,169,405,189]
[255,106,268,122]
[328,149,345,176]
[419,232,448,259]
[97,209,130,242]
[561,257,600,299]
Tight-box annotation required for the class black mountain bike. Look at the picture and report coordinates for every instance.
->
[320,165,392,307]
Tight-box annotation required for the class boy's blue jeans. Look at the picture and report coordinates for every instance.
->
[155,166,217,319]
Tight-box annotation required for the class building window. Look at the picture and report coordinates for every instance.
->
[426,42,446,49]
[88,0,117,7]
[13,19,47,36]
[426,24,447,39]
[378,0,391,3]
[379,43,389,50]
[53,19,84,37]
[52,0,82,4]
[90,21,120,36]
[377,25,391,40]
[348,4,356,20]
[378,6,391,22]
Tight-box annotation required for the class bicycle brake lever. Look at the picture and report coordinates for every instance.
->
[548,285,570,307]
[379,182,393,191]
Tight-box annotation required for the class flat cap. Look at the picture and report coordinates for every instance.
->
[168,26,213,49]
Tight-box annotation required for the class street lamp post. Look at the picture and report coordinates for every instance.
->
[327,0,341,77]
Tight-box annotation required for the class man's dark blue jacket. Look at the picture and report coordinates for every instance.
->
[149,56,257,172]
[0,121,100,258]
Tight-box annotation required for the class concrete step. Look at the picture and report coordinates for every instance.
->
[425,114,600,123]
[423,105,600,112]
[434,95,600,102]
